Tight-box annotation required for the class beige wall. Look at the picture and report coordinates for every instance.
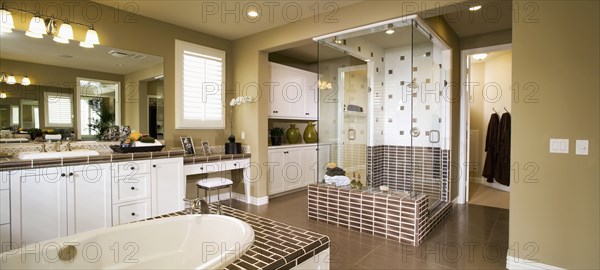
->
[511,1,599,268]
[461,29,512,50]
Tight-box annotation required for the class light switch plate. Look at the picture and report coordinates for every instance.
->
[550,139,569,154]
[576,140,589,155]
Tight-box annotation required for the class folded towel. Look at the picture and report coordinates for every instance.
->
[134,140,162,147]
[326,167,346,176]
[45,134,62,141]
[347,104,363,112]
[324,175,351,186]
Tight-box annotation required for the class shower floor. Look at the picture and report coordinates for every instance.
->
[308,183,451,246]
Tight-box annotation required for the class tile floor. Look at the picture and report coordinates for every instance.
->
[231,190,509,269]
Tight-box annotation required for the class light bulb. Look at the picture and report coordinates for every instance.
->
[0,6,15,33]
[84,26,99,45]
[21,76,31,86]
[469,5,482,11]
[0,93,6,99]
[26,15,46,38]
[6,74,16,84]
[247,6,259,17]
[79,41,94,48]
[57,21,74,40]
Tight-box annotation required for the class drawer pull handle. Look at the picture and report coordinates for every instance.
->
[131,212,136,216]
[130,187,135,191]
[153,165,157,168]
[130,167,135,170]
[61,173,66,177]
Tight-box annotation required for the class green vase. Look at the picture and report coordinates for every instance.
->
[286,124,301,144]
[303,121,318,143]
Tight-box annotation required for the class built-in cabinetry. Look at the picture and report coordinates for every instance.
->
[1,171,11,252]
[5,157,185,247]
[269,62,318,120]
[10,164,112,245]
[267,144,330,196]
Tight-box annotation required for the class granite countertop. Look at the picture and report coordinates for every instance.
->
[0,151,252,171]
[146,205,330,270]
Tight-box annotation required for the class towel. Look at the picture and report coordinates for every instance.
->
[326,167,346,176]
[346,104,363,112]
[45,134,62,141]
[323,175,351,186]
[134,140,162,147]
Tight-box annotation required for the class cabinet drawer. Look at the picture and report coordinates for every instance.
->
[113,160,151,178]
[0,190,8,224]
[223,160,247,170]
[112,200,151,226]
[0,224,10,253]
[112,175,151,204]
[184,162,221,175]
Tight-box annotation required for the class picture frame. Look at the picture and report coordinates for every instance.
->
[201,141,211,155]
[180,137,195,155]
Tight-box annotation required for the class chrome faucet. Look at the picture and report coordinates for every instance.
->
[53,141,62,152]
[40,142,47,153]
[183,198,210,215]
[65,141,72,151]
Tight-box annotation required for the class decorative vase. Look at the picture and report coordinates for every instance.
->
[303,121,318,143]
[286,124,301,144]
[271,136,282,146]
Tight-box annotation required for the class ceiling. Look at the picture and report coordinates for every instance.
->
[443,0,512,37]
[0,30,163,75]
[93,0,359,40]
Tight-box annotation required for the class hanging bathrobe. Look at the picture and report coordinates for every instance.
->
[482,113,500,182]
[494,112,511,186]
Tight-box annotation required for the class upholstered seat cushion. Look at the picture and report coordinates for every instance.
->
[196,178,233,189]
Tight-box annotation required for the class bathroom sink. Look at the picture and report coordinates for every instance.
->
[17,150,100,160]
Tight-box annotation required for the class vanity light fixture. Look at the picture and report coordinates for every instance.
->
[0,93,6,99]
[21,75,31,86]
[3,6,101,47]
[472,53,488,60]
[6,74,16,85]
[54,20,74,43]
[469,5,482,11]
[25,14,45,38]
[385,23,395,35]
[247,6,259,18]
[0,4,15,33]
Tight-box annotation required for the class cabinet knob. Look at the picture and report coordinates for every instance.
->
[131,212,136,216]
[153,165,157,168]
[234,163,238,166]
[130,187,135,191]
[305,113,310,115]
[61,173,66,177]
[200,167,204,170]
[69,172,74,176]
[130,167,135,170]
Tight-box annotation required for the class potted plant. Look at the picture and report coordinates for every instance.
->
[269,127,285,146]
[88,98,115,141]
[27,128,43,141]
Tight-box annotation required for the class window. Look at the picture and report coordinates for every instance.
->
[79,97,100,136]
[44,92,73,127]
[175,40,225,129]
[10,106,19,125]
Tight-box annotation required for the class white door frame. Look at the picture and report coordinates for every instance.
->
[457,43,512,204]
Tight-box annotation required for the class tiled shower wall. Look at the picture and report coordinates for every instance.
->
[367,145,450,205]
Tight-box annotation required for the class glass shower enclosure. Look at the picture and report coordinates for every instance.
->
[315,15,452,210]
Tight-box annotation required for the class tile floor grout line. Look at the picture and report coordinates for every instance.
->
[352,241,385,266]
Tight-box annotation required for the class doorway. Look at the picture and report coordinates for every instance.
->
[458,44,512,209]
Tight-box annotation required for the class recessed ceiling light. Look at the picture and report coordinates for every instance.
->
[116,63,125,67]
[469,5,482,11]
[247,7,259,18]
[472,53,488,60]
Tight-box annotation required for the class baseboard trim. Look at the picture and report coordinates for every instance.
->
[233,192,269,206]
[471,177,510,192]
[506,256,564,270]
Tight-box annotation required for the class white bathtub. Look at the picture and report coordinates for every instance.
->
[0,215,254,269]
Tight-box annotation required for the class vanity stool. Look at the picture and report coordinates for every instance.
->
[195,177,233,206]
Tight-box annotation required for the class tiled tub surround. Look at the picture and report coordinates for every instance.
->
[146,204,330,270]
[308,183,451,246]
[367,145,450,206]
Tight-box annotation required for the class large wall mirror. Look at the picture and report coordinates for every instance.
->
[0,29,164,140]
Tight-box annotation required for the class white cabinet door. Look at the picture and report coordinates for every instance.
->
[284,148,304,190]
[0,224,10,253]
[112,199,151,226]
[267,149,286,195]
[113,174,151,204]
[67,163,112,235]
[11,167,68,246]
[151,157,184,216]
[303,71,318,120]
[269,62,318,120]
[301,146,318,186]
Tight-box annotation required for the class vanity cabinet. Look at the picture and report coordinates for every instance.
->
[10,164,111,246]
[269,62,318,120]
[268,144,330,196]
[111,157,185,225]
[1,171,11,252]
